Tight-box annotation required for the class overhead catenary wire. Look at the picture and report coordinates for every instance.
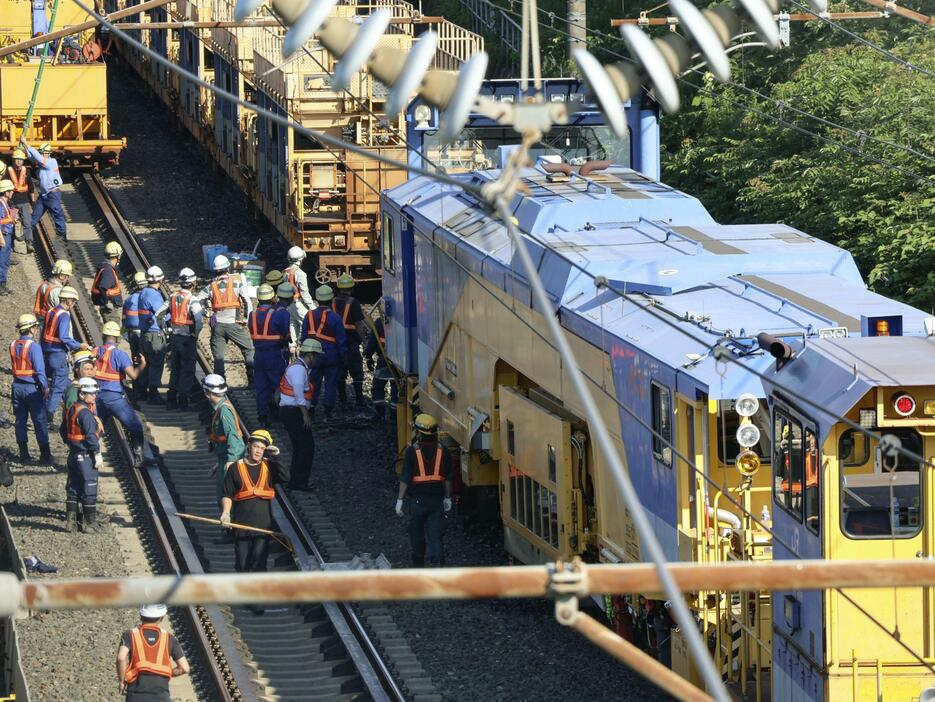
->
[483,0,935,185]
[81,0,935,679]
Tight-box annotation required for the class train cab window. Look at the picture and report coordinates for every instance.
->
[773,411,804,520]
[651,382,672,465]
[382,213,395,274]
[717,400,771,464]
[803,429,820,535]
[841,428,922,539]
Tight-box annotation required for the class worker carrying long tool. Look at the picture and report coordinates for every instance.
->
[117,603,190,702]
[219,429,284,615]
[19,140,67,240]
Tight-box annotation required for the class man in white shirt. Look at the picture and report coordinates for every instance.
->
[279,338,321,491]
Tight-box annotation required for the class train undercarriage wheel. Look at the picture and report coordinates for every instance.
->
[315,266,336,284]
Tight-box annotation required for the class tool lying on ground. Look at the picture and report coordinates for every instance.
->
[175,512,294,553]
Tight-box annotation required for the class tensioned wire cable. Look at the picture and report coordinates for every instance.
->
[482,0,935,185]
[84,0,935,677]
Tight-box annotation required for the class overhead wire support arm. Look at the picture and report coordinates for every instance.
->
[856,0,935,26]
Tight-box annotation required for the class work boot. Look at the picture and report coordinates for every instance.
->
[337,387,348,410]
[178,395,190,411]
[25,241,34,254]
[82,506,105,533]
[38,443,53,465]
[18,442,32,463]
[65,502,78,533]
[131,443,144,468]
[0,283,9,296]
[166,390,179,410]
[354,383,364,409]
[147,388,165,405]
[324,407,333,421]
[373,404,385,422]
[245,364,255,389]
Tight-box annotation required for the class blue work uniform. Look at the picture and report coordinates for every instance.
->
[300,307,346,414]
[137,286,167,393]
[61,401,102,509]
[248,304,290,420]
[9,336,49,448]
[365,318,398,417]
[93,342,144,446]
[160,288,203,403]
[90,261,123,321]
[122,290,143,397]
[0,198,14,285]
[42,305,83,416]
[331,295,365,406]
[26,145,67,238]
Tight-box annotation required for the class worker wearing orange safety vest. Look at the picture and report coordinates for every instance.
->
[43,286,91,420]
[0,179,16,296]
[117,604,189,701]
[60,377,105,533]
[34,259,72,335]
[220,430,283,614]
[156,268,203,410]
[300,285,346,420]
[90,241,124,323]
[279,339,321,491]
[396,414,453,567]
[203,374,244,506]
[248,284,290,424]
[9,313,50,465]
[93,321,148,466]
[284,246,315,319]
[195,254,254,384]
[8,147,34,252]
[331,273,367,409]
[364,315,397,421]
[122,272,148,400]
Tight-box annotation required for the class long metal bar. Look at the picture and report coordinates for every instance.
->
[610,10,885,25]
[0,0,173,58]
[13,559,935,613]
[492,195,730,702]
[856,0,934,25]
[109,16,446,29]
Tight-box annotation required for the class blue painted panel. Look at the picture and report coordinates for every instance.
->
[212,56,239,159]
[773,639,824,701]
[254,91,287,213]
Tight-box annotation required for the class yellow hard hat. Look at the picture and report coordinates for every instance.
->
[265,270,285,287]
[72,349,94,369]
[257,284,275,301]
[249,429,273,446]
[0,180,13,194]
[102,321,122,337]
[16,313,38,331]
[414,413,438,433]
[105,241,123,258]
[336,273,355,290]
[12,149,25,160]
[58,286,79,301]
[52,259,73,276]
[133,271,147,287]
[38,143,53,154]
[315,284,334,302]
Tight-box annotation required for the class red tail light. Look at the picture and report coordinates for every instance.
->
[893,392,916,417]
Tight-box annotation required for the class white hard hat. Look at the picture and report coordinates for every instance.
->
[77,377,99,395]
[287,246,305,263]
[213,254,231,271]
[146,266,164,283]
[178,267,197,284]
[202,373,228,395]
[139,604,168,618]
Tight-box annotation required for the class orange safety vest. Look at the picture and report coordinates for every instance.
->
[209,399,243,443]
[309,309,337,343]
[7,166,29,193]
[331,299,355,331]
[43,307,67,344]
[210,274,240,310]
[249,306,281,341]
[90,263,121,300]
[232,459,276,500]
[34,280,61,317]
[285,267,300,299]
[64,402,104,442]
[169,290,193,326]
[412,445,445,484]
[93,345,123,382]
[780,451,819,495]
[279,360,313,401]
[123,624,173,683]
[0,201,13,226]
[9,339,36,379]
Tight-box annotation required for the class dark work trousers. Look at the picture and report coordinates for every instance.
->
[408,495,446,567]
[12,381,48,446]
[281,406,314,489]
[140,330,167,391]
[339,336,363,403]
[13,200,32,243]
[66,450,98,507]
[168,334,197,399]
[235,533,270,572]
[97,390,144,445]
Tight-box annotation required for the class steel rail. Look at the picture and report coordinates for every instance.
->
[31,191,239,701]
[83,172,406,702]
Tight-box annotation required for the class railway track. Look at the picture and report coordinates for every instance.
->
[30,173,418,702]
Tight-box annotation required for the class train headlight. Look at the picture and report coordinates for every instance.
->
[735,393,759,417]
[893,392,916,417]
[737,450,761,477]
[736,423,761,449]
